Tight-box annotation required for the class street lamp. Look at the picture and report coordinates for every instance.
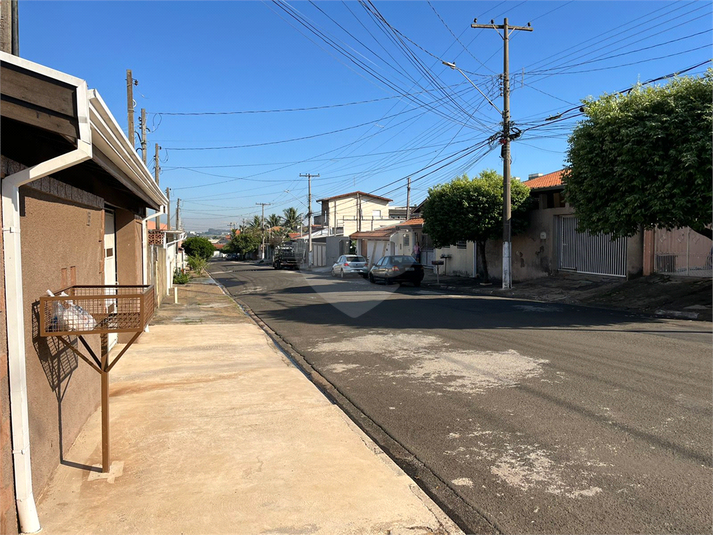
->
[442,61,501,114]
[443,60,512,289]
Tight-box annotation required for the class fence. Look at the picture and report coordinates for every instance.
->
[654,227,712,278]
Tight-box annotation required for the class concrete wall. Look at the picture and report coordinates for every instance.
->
[115,210,143,343]
[20,186,104,499]
[325,236,350,267]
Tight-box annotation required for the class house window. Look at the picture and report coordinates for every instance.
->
[403,234,410,247]
[456,241,466,249]
[372,210,382,218]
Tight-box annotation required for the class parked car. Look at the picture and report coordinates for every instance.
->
[332,255,368,278]
[368,255,424,286]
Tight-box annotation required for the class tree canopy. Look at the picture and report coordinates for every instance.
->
[421,169,531,280]
[564,71,713,240]
[282,207,302,232]
[224,231,261,257]
[181,236,215,260]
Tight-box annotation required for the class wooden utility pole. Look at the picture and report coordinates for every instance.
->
[126,70,136,149]
[255,202,271,260]
[154,144,160,185]
[140,108,147,165]
[165,188,171,231]
[406,177,411,221]
[471,17,532,290]
[300,173,319,267]
[175,199,181,231]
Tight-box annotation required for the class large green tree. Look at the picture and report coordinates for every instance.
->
[181,236,215,260]
[565,71,713,240]
[224,231,260,257]
[421,169,531,280]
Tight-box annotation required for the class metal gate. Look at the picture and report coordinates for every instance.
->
[654,227,712,278]
[558,216,627,277]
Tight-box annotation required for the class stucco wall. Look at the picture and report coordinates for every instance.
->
[20,186,104,498]
[115,210,143,343]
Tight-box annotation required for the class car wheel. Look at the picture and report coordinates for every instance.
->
[385,278,393,285]
[340,269,345,279]
[368,273,375,283]
[414,281,421,287]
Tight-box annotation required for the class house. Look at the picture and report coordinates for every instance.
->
[315,191,398,237]
[351,223,401,267]
[0,52,166,533]
[426,170,645,281]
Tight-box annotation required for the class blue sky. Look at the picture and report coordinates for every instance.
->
[19,1,712,231]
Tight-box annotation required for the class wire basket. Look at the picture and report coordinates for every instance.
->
[40,285,155,337]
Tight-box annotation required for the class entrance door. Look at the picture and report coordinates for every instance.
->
[104,209,118,350]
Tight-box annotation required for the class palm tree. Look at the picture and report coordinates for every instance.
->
[266,214,283,229]
[282,207,302,232]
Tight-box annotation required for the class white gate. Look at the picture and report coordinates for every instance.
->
[558,216,627,277]
[654,227,712,278]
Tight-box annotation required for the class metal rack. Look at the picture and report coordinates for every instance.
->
[40,285,155,473]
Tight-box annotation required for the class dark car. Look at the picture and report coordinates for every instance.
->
[368,255,424,286]
[273,245,299,270]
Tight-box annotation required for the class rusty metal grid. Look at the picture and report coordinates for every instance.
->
[40,285,155,337]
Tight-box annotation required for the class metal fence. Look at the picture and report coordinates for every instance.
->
[558,216,627,277]
[654,227,712,278]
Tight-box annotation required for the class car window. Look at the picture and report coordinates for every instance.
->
[338,256,344,263]
[345,256,365,262]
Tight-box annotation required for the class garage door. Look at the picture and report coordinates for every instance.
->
[559,216,627,277]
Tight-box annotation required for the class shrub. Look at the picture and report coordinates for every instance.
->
[187,255,208,273]
[173,269,191,284]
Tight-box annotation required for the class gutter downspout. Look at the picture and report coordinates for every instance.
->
[163,233,185,295]
[2,88,92,533]
[141,208,166,286]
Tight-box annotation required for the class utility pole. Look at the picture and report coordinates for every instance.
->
[154,144,160,185]
[406,177,411,221]
[300,173,319,267]
[165,188,171,231]
[471,17,532,290]
[126,70,136,149]
[356,192,362,232]
[175,199,182,231]
[140,108,147,165]
[1,0,19,54]
[256,202,271,260]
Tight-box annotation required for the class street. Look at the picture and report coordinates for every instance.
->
[209,261,712,535]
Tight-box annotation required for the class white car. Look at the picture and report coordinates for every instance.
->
[331,255,368,278]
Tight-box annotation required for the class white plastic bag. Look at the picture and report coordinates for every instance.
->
[47,290,97,331]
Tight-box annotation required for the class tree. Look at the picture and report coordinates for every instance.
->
[224,231,261,257]
[266,214,283,229]
[421,169,531,281]
[181,236,215,260]
[565,71,713,240]
[282,207,302,232]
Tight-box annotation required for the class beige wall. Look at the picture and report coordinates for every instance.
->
[20,186,104,497]
[323,197,395,236]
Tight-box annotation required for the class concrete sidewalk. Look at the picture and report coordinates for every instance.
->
[36,280,462,535]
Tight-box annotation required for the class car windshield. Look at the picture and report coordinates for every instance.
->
[345,256,366,263]
[391,255,417,264]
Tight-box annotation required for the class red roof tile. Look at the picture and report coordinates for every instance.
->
[396,218,424,228]
[524,169,565,190]
[350,224,399,240]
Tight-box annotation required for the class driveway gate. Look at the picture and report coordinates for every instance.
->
[558,216,627,277]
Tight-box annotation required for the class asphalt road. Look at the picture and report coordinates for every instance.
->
[208,261,712,535]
